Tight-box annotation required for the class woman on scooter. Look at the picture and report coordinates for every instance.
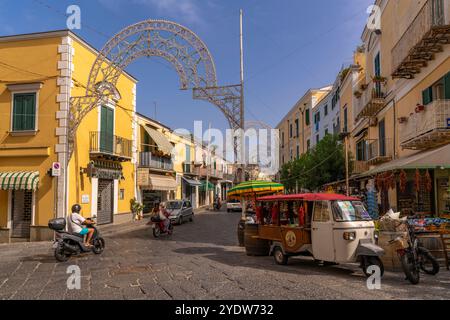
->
[159,203,171,232]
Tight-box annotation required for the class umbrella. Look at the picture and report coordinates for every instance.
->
[227,180,284,200]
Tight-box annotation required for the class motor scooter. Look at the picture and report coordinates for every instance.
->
[150,216,173,238]
[48,218,105,262]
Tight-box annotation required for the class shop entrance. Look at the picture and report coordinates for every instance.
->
[11,190,33,238]
[97,179,114,225]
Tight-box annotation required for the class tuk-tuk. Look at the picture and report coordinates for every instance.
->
[253,193,385,277]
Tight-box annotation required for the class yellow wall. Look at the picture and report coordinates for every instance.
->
[0,36,61,227]
[68,37,137,217]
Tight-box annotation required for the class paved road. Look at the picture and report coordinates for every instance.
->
[0,209,449,300]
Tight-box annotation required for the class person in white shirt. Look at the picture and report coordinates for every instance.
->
[68,204,94,247]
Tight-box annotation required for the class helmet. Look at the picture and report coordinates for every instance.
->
[71,204,82,213]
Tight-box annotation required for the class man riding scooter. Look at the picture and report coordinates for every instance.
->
[68,204,95,247]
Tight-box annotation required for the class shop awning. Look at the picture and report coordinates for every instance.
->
[146,174,177,191]
[200,181,215,191]
[142,126,174,155]
[182,177,202,186]
[0,171,39,191]
[357,144,450,178]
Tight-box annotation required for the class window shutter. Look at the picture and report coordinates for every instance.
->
[422,87,433,105]
[13,95,24,131]
[305,109,310,126]
[444,72,450,100]
[13,93,36,131]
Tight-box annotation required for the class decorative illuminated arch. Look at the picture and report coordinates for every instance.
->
[69,19,242,157]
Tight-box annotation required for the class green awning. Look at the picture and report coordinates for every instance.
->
[200,181,215,191]
[142,125,174,155]
[0,171,39,191]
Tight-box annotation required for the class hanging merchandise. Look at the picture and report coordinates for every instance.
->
[425,170,432,193]
[399,170,407,193]
[376,174,383,192]
[414,169,421,193]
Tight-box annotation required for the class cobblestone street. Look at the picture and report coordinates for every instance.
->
[1,209,449,300]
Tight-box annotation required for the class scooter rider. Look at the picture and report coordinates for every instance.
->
[68,204,95,247]
[159,203,171,232]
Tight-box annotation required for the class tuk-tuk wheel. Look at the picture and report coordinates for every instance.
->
[273,247,288,265]
[362,256,384,277]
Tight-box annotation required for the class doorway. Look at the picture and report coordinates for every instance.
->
[11,190,33,238]
[97,179,113,225]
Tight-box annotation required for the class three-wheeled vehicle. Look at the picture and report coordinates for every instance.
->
[252,193,385,276]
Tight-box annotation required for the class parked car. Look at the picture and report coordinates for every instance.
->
[166,200,194,225]
[227,200,242,212]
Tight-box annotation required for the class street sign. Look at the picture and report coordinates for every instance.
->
[51,162,61,177]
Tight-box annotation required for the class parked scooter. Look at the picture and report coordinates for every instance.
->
[48,218,105,262]
[390,218,439,284]
[150,216,173,238]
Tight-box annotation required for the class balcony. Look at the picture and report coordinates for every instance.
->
[89,132,132,162]
[353,161,370,175]
[182,162,196,175]
[139,152,173,171]
[400,100,450,150]
[355,79,387,121]
[368,139,393,165]
[392,0,450,79]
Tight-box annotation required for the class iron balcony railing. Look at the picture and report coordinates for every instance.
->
[89,132,132,159]
[183,162,195,174]
[139,152,174,171]
[400,99,450,149]
[355,79,387,120]
[353,161,370,175]
[367,138,393,164]
[392,0,449,78]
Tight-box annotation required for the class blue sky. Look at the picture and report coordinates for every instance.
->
[0,0,373,133]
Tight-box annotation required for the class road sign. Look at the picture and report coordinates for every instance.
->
[52,162,61,177]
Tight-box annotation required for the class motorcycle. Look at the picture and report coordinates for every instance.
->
[150,216,173,238]
[390,218,439,284]
[48,218,105,262]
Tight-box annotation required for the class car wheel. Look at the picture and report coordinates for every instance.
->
[273,247,288,265]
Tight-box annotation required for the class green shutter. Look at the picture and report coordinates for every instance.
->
[422,87,433,105]
[100,106,114,153]
[444,72,450,100]
[13,93,36,131]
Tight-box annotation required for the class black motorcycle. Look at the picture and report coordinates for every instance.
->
[390,219,439,284]
[49,218,105,262]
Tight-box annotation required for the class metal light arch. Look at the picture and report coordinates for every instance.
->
[68,19,243,157]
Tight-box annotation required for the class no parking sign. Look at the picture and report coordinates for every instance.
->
[52,162,61,177]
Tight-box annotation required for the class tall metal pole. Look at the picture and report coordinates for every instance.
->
[206,122,212,206]
[239,9,245,183]
[345,136,350,196]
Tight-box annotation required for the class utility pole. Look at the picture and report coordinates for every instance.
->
[206,122,212,206]
[239,9,245,183]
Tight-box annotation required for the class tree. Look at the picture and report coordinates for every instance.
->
[280,134,352,192]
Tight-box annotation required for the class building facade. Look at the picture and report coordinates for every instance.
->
[0,30,137,243]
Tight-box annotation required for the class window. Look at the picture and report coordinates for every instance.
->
[324,105,328,116]
[295,119,299,137]
[356,140,367,161]
[422,72,450,105]
[305,109,310,126]
[325,128,329,136]
[313,201,330,222]
[306,139,311,151]
[119,189,125,200]
[12,93,37,132]
[343,106,348,133]
[296,145,300,159]
[332,201,371,222]
[281,132,285,147]
[100,105,114,153]
[289,122,293,138]
[316,134,319,144]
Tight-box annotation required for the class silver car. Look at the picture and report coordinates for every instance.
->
[166,200,194,225]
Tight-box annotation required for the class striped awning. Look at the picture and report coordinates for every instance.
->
[0,171,40,191]
[227,180,284,200]
[142,126,174,155]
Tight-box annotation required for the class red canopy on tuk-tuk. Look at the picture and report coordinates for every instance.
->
[257,193,359,202]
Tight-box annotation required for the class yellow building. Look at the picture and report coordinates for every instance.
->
[0,30,138,243]
[277,87,331,166]
[342,0,450,216]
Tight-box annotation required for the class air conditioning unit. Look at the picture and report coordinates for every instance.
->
[369,117,378,127]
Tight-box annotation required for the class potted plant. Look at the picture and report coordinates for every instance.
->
[372,75,387,83]
[415,103,425,113]
[130,198,145,221]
